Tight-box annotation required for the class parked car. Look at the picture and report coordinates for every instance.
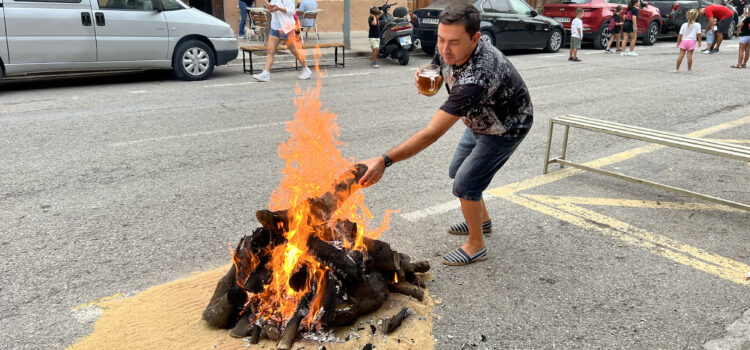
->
[0,0,237,84]
[665,0,740,38]
[542,0,663,49]
[412,0,565,55]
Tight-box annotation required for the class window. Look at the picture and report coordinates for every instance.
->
[15,0,82,3]
[161,0,185,10]
[508,0,533,15]
[482,0,494,12]
[492,0,511,12]
[548,0,592,4]
[99,0,155,10]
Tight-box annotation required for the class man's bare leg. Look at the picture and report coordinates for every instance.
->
[460,198,485,255]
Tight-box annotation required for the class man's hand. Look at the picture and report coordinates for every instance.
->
[414,71,421,94]
[267,4,278,11]
[358,156,386,187]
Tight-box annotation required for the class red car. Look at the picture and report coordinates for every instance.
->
[542,0,664,49]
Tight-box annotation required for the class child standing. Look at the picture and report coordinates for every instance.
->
[368,7,383,68]
[569,8,584,61]
[605,5,624,53]
[732,13,750,68]
[675,9,701,72]
[703,24,717,54]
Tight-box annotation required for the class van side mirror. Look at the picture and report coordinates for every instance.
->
[152,0,164,11]
[530,9,539,16]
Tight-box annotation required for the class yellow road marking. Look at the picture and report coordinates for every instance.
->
[523,195,746,212]
[488,191,750,285]
[706,139,750,144]
[487,115,750,285]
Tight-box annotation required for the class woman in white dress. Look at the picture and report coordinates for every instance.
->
[252,0,312,82]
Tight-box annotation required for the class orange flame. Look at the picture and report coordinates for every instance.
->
[244,71,395,328]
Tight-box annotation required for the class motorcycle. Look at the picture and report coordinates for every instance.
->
[376,0,413,65]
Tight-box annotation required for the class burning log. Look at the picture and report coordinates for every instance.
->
[278,285,317,350]
[250,323,261,344]
[307,236,361,281]
[308,164,367,223]
[380,307,410,334]
[256,209,289,234]
[288,264,309,292]
[387,282,424,301]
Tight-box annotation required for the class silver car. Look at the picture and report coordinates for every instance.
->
[0,0,238,82]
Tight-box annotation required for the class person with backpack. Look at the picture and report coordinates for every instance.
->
[605,5,624,53]
[621,0,640,56]
[675,9,701,72]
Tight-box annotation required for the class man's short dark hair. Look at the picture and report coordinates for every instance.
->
[439,2,481,37]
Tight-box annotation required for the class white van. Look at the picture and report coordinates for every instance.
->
[0,0,237,82]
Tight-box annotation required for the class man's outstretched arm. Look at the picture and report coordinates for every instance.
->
[358,110,461,187]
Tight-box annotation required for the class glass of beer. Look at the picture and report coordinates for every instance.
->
[416,64,443,97]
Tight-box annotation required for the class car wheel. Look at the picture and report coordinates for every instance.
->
[643,21,659,45]
[172,39,215,81]
[593,23,610,49]
[480,30,496,46]
[398,48,410,65]
[726,20,736,39]
[545,29,563,53]
[422,44,435,56]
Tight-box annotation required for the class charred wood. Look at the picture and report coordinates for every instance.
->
[387,282,424,301]
[329,273,387,327]
[308,164,367,223]
[288,264,309,292]
[380,307,410,334]
[278,285,316,350]
[250,323,261,344]
[307,236,360,281]
[262,324,282,341]
[256,210,289,234]
[203,265,246,329]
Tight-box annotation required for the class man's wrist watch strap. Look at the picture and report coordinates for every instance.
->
[382,153,393,167]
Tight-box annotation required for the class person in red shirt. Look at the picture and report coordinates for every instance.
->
[699,4,734,53]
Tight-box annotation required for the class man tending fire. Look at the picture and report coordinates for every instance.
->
[359,2,533,266]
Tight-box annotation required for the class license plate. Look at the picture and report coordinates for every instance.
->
[422,18,439,24]
[555,17,571,23]
[399,36,412,46]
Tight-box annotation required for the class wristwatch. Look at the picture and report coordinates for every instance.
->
[381,153,393,167]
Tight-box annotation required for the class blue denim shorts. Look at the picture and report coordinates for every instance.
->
[448,128,527,201]
[270,29,288,39]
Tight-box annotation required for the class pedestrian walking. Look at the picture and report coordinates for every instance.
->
[605,5,624,53]
[700,4,734,54]
[369,7,383,68]
[238,0,255,39]
[357,2,533,267]
[675,9,701,72]
[569,8,584,61]
[621,0,639,56]
[732,14,750,68]
[252,0,312,82]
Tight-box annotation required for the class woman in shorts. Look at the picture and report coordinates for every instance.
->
[620,0,639,56]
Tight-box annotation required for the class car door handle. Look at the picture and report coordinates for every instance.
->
[95,12,105,26]
[81,12,92,26]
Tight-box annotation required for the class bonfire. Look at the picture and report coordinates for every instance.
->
[202,81,430,349]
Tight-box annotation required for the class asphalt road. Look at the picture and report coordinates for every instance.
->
[1,39,749,350]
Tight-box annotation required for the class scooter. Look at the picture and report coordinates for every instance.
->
[376,0,413,65]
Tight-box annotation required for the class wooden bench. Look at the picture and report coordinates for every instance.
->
[241,42,345,74]
[543,114,750,211]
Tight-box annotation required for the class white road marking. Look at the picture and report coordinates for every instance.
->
[129,90,150,94]
[110,121,285,147]
[400,196,498,222]
[203,81,255,88]
[323,72,374,78]
[540,54,567,59]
